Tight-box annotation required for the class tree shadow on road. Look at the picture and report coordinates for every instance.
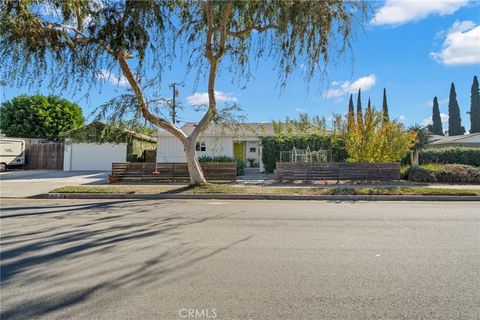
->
[1,200,251,319]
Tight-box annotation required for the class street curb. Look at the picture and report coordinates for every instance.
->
[31,193,480,202]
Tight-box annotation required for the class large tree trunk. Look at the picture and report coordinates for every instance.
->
[184,139,207,185]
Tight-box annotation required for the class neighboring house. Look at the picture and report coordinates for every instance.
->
[61,122,157,171]
[157,123,278,172]
[429,133,480,148]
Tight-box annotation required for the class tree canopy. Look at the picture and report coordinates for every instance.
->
[431,96,443,135]
[447,83,465,136]
[470,75,480,133]
[0,94,84,139]
[1,0,368,183]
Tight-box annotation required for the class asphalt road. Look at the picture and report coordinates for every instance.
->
[1,199,479,320]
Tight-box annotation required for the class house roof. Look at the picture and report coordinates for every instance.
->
[61,122,157,144]
[158,122,327,138]
[430,132,480,147]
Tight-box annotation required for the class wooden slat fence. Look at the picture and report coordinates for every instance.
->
[276,162,400,181]
[112,162,237,181]
[23,139,64,170]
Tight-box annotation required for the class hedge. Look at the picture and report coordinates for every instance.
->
[261,135,347,173]
[404,164,480,184]
[419,147,480,167]
[198,155,245,176]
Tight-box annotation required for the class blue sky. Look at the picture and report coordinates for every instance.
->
[2,0,479,130]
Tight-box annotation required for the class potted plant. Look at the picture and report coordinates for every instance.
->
[247,158,256,168]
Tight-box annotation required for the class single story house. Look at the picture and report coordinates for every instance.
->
[157,123,277,172]
[429,133,480,148]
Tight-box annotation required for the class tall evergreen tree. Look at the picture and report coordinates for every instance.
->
[356,89,362,114]
[431,96,444,135]
[367,97,371,112]
[382,88,389,121]
[470,75,480,133]
[448,82,465,136]
[348,94,354,115]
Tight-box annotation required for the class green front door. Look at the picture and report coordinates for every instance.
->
[233,142,245,161]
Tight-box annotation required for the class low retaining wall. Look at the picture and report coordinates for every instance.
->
[112,162,237,181]
[275,162,401,181]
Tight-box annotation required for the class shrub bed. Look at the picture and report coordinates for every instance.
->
[198,155,245,176]
[404,164,480,184]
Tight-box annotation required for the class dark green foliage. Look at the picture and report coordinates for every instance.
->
[367,97,371,112]
[409,124,431,152]
[431,96,444,135]
[198,155,244,176]
[404,164,480,184]
[0,94,84,140]
[348,94,354,116]
[356,89,362,115]
[261,135,347,173]
[382,88,388,121]
[470,75,480,133]
[448,83,465,136]
[419,147,480,167]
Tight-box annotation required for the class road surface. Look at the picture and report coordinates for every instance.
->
[1,199,479,319]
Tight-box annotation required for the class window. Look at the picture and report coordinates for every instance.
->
[249,147,256,153]
[196,141,206,152]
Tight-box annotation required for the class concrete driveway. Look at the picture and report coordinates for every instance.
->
[0,170,108,198]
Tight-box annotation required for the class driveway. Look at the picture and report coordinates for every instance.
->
[1,199,479,320]
[0,170,108,198]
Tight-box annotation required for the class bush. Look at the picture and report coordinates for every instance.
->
[404,164,480,184]
[198,155,244,176]
[261,134,347,173]
[419,148,480,167]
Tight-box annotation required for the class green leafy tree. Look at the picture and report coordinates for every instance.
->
[469,75,480,133]
[382,88,389,121]
[448,83,465,136]
[431,96,444,135]
[343,107,416,162]
[0,95,84,139]
[1,0,367,184]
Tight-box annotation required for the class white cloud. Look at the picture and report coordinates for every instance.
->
[421,113,449,127]
[431,20,480,66]
[398,115,407,121]
[98,69,129,87]
[186,91,238,105]
[371,0,469,26]
[296,108,307,113]
[325,74,376,99]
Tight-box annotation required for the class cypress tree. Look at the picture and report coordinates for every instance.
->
[356,89,362,114]
[448,82,465,136]
[431,96,444,135]
[382,88,389,121]
[470,75,480,133]
[347,94,355,127]
[348,94,354,115]
[367,97,371,112]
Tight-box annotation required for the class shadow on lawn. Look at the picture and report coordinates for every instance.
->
[1,200,250,319]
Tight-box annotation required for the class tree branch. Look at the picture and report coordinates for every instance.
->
[116,49,187,141]
[226,24,279,37]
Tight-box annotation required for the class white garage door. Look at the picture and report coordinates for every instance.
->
[64,143,127,171]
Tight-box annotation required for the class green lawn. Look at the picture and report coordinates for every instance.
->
[50,184,480,196]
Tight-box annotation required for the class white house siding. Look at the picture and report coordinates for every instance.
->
[63,143,127,171]
[156,136,234,162]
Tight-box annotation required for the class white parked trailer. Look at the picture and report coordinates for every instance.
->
[0,138,26,172]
